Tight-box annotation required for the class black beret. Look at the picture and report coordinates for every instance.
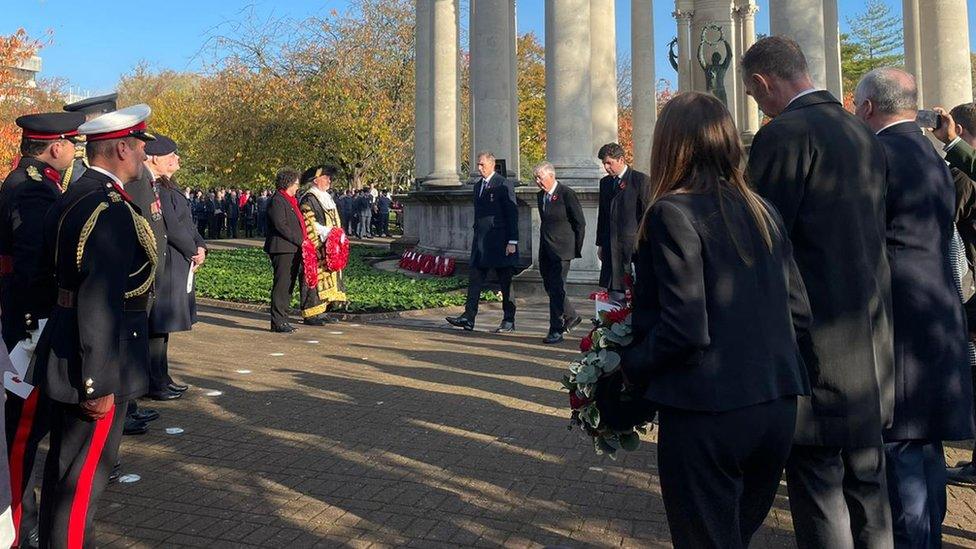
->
[63,92,118,115]
[144,134,177,156]
[15,112,86,140]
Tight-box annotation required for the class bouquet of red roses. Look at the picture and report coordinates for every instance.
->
[563,306,655,458]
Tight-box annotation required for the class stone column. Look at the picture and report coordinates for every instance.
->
[903,0,924,106]
[673,7,695,92]
[425,0,461,186]
[769,0,827,89]
[917,0,973,110]
[469,0,519,178]
[545,0,603,185]
[631,0,656,174]
[822,0,843,99]
[590,0,618,155]
[414,0,432,184]
[735,3,760,135]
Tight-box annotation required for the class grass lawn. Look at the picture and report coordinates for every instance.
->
[195,245,495,313]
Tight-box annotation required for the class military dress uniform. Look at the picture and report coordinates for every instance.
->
[0,112,85,548]
[31,105,156,548]
[62,92,118,189]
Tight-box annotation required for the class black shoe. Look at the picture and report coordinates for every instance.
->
[543,331,564,344]
[168,382,188,393]
[563,315,583,333]
[947,463,976,486]
[123,419,149,435]
[149,389,183,401]
[271,323,297,333]
[494,321,515,334]
[130,409,160,422]
[303,317,327,326]
[446,316,475,331]
[109,462,122,483]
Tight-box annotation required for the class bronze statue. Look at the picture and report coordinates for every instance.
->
[697,25,732,107]
[668,37,679,72]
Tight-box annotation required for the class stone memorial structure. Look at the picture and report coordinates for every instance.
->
[401,0,973,287]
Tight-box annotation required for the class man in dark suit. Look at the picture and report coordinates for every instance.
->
[376,190,393,237]
[225,190,240,239]
[264,169,305,333]
[446,151,519,333]
[533,162,585,344]
[855,67,974,547]
[596,143,648,302]
[744,37,895,547]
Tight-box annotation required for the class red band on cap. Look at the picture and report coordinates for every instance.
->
[85,121,147,142]
[22,129,79,140]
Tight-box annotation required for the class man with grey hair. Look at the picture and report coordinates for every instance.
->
[533,161,585,344]
[446,151,519,333]
[745,36,894,548]
[856,66,973,547]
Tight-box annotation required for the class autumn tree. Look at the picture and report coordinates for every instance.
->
[517,32,545,181]
[0,29,65,172]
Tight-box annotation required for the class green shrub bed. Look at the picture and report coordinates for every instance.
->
[195,245,496,313]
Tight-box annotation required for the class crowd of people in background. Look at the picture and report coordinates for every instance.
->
[185,185,398,241]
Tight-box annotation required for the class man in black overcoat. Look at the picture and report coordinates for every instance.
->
[446,151,519,333]
[744,37,895,547]
[534,162,585,344]
[856,67,974,547]
[596,143,648,301]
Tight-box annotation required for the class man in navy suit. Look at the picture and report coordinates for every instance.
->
[856,67,974,548]
[534,162,585,344]
[446,151,519,333]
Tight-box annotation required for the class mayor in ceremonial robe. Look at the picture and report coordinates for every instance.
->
[299,165,347,325]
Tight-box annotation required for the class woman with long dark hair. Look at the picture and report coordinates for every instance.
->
[622,92,812,548]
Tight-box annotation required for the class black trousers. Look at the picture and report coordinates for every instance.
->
[885,441,946,549]
[786,444,893,549]
[197,217,208,240]
[269,252,299,327]
[539,253,576,333]
[39,399,127,549]
[378,212,390,236]
[148,334,171,393]
[228,217,239,238]
[5,390,51,547]
[657,396,797,549]
[464,266,515,323]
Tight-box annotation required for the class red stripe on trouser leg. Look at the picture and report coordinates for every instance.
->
[8,390,38,547]
[66,403,115,549]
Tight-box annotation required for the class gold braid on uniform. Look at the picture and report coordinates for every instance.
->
[124,202,158,299]
[76,203,109,270]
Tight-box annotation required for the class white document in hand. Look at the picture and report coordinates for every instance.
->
[5,318,47,377]
[187,268,194,294]
[3,371,33,399]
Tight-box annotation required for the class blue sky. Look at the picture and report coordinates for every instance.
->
[6,0,976,96]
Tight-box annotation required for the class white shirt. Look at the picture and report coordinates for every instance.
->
[87,166,123,187]
[545,181,559,202]
[615,166,627,180]
[874,119,918,136]
[945,137,963,152]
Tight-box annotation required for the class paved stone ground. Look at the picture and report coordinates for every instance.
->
[79,300,976,548]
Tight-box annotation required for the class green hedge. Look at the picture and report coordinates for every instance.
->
[195,245,496,313]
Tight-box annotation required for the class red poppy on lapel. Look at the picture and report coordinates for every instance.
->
[618,180,626,190]
[550,194,558,202]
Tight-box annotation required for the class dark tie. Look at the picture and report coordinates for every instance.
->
[479,178,488,197]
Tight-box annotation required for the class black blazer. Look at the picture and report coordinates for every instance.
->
[748,90,894,447]
[263,191,304,254]
[537,183,586,260]
[470,173,519,269]
[597,167,649,289]
[879,121,973,442]
[623,192,811,412]
[150,183,205,334]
